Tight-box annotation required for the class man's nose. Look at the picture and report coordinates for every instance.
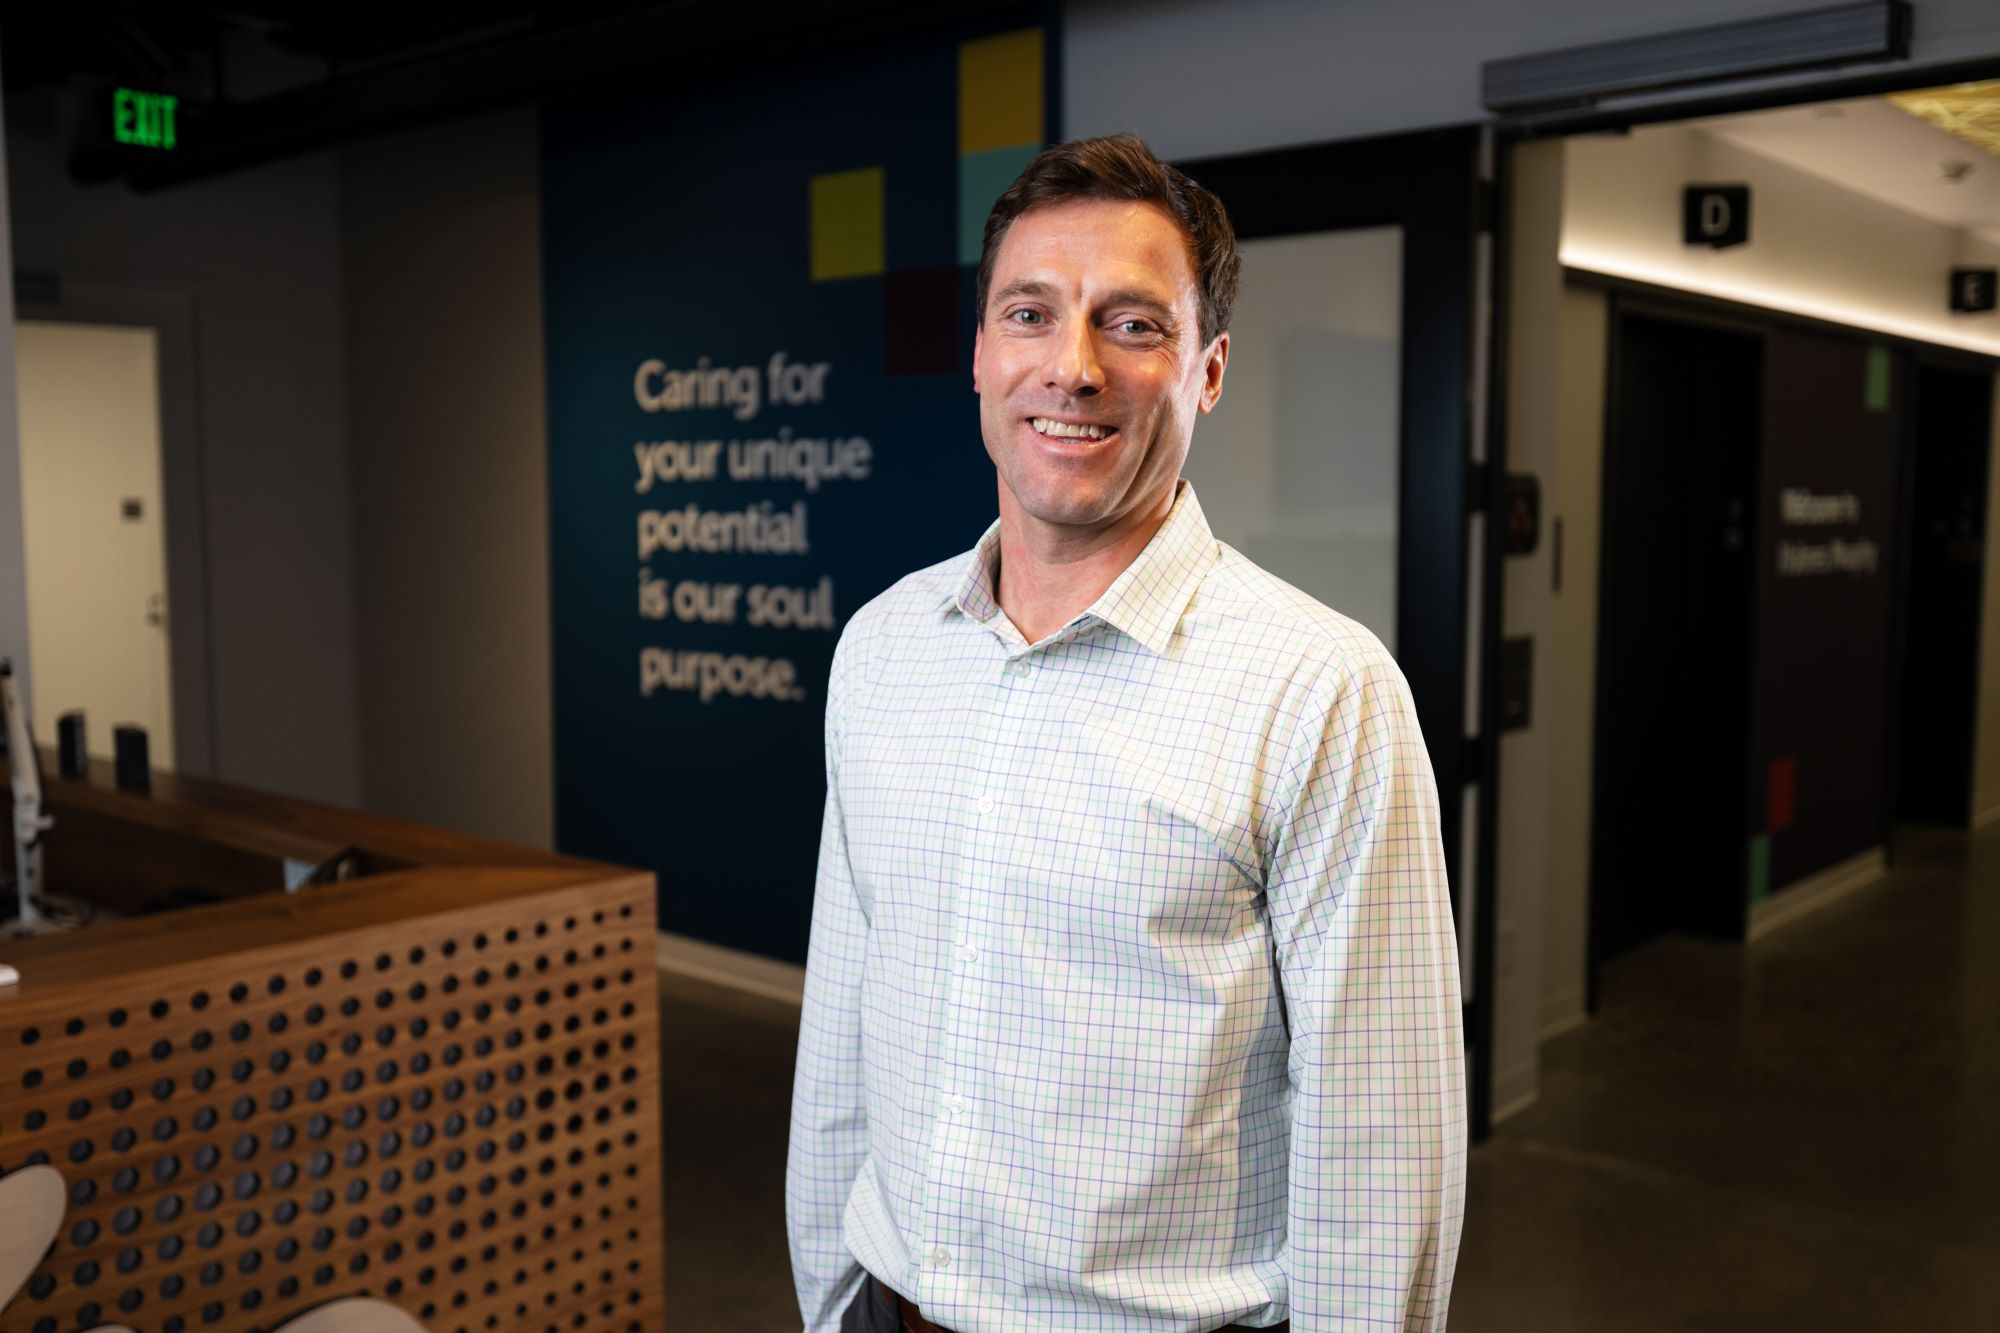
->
[1047,319,1105,397]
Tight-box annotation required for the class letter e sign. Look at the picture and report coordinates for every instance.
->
[1683,184,1750,249]
[1950,267,1997,314]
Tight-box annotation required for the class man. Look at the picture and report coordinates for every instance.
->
[787,134,1464,1333]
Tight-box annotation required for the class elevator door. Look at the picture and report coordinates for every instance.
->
[1592,311,1761,965]
[1897,361,1994,826]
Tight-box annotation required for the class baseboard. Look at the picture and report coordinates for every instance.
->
[1491,1058,1539,1125]
[1538,988,1588,1042]
[1747,846,1885,943]
[655,932,806,1005]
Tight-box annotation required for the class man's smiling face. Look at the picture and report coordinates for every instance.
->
[973,197,1227,537]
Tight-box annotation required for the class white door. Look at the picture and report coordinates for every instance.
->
[13,320,175,768]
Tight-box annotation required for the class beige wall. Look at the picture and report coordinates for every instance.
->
[1492,139,1565,1120]
[1541,286,1607,1034]
[6,125,360,807]
[0,71,28,724]
[341,111,554,848]
[1563,121,2000,358]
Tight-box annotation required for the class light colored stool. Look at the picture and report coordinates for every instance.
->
[0,1165,65,1314]
[270,1297,432,1333]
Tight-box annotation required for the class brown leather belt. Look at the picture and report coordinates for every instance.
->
[870,1276,1288,1332]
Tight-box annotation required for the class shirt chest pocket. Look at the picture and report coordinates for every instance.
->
[1000,724,1265,966]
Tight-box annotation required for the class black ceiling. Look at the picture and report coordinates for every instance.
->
[1,1,1026,188]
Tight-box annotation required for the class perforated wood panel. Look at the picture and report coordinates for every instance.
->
[0,872,664,1333]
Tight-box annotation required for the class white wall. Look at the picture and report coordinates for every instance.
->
[1064,0,2000,159]
[341,111,555,848]
[5,124,361,806]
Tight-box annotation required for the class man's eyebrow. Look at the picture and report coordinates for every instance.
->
[990,278,1057,305]
[1097,289,1180,325]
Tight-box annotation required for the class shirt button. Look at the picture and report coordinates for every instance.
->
[955,943,979,965]
[974,795,995,816]
[1006,658,1031,677]
[943,1094,968,1116]
[930,1246,951,1269]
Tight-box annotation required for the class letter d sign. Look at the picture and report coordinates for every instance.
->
[1683,184,1751,249]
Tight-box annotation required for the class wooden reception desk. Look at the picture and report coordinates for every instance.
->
[0,755,665,1333]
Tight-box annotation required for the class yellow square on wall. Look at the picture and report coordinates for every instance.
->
[959,28,1044,156]
[810,166,885,281]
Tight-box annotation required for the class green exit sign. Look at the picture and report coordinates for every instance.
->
[112,88,178,150]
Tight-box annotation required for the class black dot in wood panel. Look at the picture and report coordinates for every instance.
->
[191,1029,213,1052]
[194,1181,221,1209]
[192,1068,215,1093]
[308,1153,333,1181]
[71,1218,100,1246]
[112,1125,136,1151]
[75,1299,102,1325]
[307,1113,331,1140]
[241,1284,263,1308]
[198,1255,222,1280]
[341,1036,363,1058]
[375,989,394,1011]
[193,1107,217,1132]
[270,1086,293,1113]
[157,1234,184,1261]
[73,1257,101,1286]
[68,1138,94,1164]
[271,1156,296,1185]
[150,1039,173,1059]
[155,1155,180,1184]
[236,1209,262,1236]
[230,1058,253,1081]
[305,1003,325,1024]
[156,1193,182,1222]
[114,1203,140,1233]
[229,1021,251,1042]
[233,1169,260,1199]
[67,1058,88,1079]
[442,976,461,995]
[153,1075,175,1100]
[314,1264,335,1285]
[203,1299,225,1322]
[340,998,361,1018]
[228,983,249,1003]
[111,1088,134,1111]
[341,1095,365,1122]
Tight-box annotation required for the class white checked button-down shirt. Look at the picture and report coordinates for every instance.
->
[787,482,1465,1333]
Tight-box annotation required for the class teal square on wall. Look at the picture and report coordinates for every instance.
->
[958,143,1042,265]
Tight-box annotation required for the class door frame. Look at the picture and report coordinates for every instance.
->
[16,278,219,777]
[1180,126,1496,1139]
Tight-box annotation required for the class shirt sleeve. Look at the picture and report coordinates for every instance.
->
[1265,651,1467,1333]
[785,630,871,1333]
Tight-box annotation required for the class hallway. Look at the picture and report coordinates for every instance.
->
[660,827,2000,1330]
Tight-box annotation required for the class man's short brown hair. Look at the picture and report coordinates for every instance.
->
[976,133,1240,349]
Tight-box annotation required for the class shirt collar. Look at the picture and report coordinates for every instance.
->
[945,480,1219,656]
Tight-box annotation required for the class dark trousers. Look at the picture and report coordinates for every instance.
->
[840,1276,899,1333]
[842,1275,1288,1332]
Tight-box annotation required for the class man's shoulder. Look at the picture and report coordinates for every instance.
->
[837,547,972,650]
[1194,542,1401,680]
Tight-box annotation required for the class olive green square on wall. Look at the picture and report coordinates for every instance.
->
[810,166,885,281]
[1865,344,1891,412]
[1748,833,1772,902]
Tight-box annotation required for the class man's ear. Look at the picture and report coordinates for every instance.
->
[1197,330,1230,414]
[972,322,985,395]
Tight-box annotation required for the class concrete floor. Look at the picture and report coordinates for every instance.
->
[661,826,2000,1331]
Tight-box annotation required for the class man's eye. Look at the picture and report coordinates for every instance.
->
[1116,319,1153,335]
[1010,309,1043,325]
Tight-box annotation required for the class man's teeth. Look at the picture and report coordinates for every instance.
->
[1032,418,1109,440]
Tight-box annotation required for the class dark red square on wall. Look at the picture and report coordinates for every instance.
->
[1769,756,1797,832]
[883,267,960,377]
